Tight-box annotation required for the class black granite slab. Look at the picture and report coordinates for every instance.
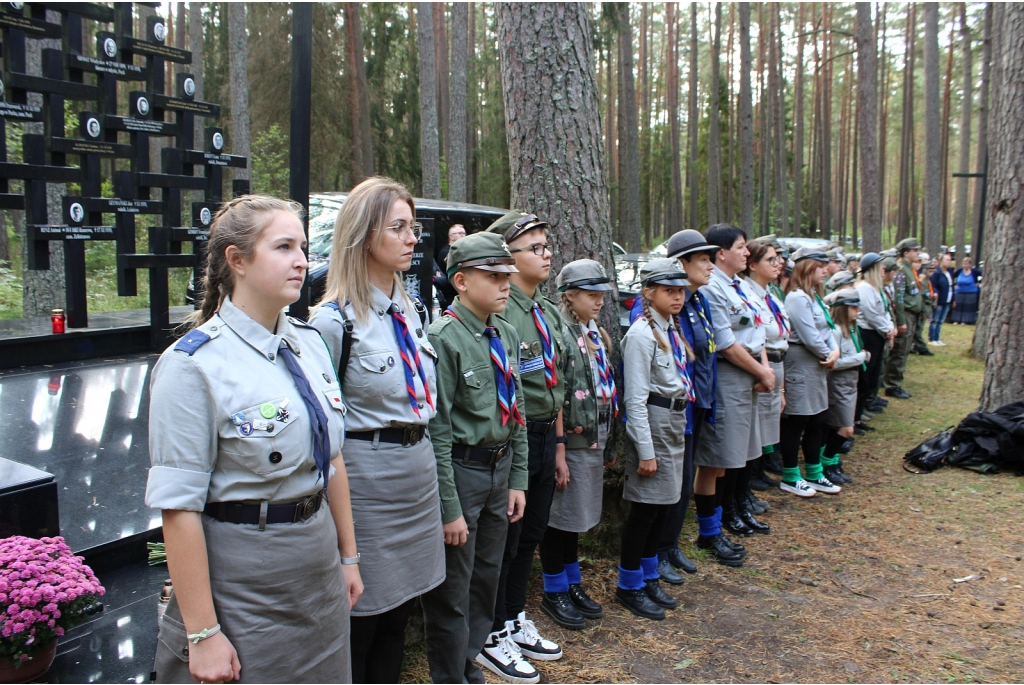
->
[0,354,160,554]
[0,306,193,339]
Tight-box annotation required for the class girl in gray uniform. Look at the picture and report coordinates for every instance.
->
[146,196,359,684]
[308,178,444,684]
[779,249,841,498]
[617,258,693,621]
[538,259,616,623]
[821,290,869,485]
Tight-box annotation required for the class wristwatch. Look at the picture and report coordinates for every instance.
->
[341,553,361,565]
[555,435,567,445]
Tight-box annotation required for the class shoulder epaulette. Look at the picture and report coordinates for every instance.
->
[174,330,212,356]
[322,301,341,312]
[288,316,321,334]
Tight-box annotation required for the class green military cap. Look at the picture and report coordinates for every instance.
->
[825,248,845,262]
[486,210,550,244]
[845,254,861,264]
[791,246,830,263]
[826,270,855,290]
[823,289,861,307]
[446,231,519,277]
[880,248,898,259]
[640,257,690,287]
[882,256,900,271]
[556,259,613,292]
[895,237,920,254]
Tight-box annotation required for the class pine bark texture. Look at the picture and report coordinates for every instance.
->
[616,3,641,252]
[856,3,881,252]
[448,2,468,202]
[188,2,205,160]
[738,3,754,234]
[973,3,993,248]
[952,3,972,257]
[922,3,941,256]
[687,4,699,230]
[707,4,723,227]
[417,5,442,199]
[976,2,1024,412]
[666,3,683,234]
[228,2,250,180]
[769,5,787,237]
[344,4,374,182]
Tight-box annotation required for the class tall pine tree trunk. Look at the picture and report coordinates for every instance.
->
[897,5,917,242]
[923,3,942,256]
[940,18,955,246]
[188,2,205,152]
[770,4,787,237]
[228,2,250,181]
[707,3,723,226]
[417,5,441,199]
[738,3,754,234]
[976,2,1024,411]
[344,3,374,183]
[616,3,641,252]
[434,3,449,162]
[792,3,805,236]
[856,3,881,252]
[687,4,699,229]
[952,3,972,257]
[448,2,468,202]
[973,3,993,250]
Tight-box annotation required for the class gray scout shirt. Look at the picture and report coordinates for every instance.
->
[703,265,767,354]
[854,280,894,335]
[784,289,837,359]
[744,277,789,353]
[622,307,689,462]
[308,286,438,432]
[145,297,346,511]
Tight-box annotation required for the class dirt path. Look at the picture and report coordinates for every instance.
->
[404,325,1023,683]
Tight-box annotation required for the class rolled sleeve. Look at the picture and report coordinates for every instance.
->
[623,325,657,462]
[144,352,217,511]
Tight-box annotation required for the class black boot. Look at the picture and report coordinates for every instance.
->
[839,438,854,454]
[764,451,784,475]
[737,495,771,534]
[643,579,678,609]
[743,489,769,514]
[836,459,854,484]
[695,534,744,567]
[722,501,754,537]
[567,584,603,619]
[615,587,665,620]
[540,591,586,630]
[666,547,698,574]
[718,532,747,556]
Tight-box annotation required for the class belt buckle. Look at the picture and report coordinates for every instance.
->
[403,425,423,447]
[672,397,685,412]
[492,444,507,464]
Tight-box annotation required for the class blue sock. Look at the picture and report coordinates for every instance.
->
[697,513,720,538]
[617,565,645,591]
[640,555,660,581]
[542,571,569,593]
[563,561,582,586]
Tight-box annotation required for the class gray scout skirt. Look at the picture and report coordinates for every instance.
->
[548,411,611,532]
[695,360,761,469]
[782,344,829,416]
[826,368,859,427]
[623,403,686,505]
[342,437,445,616]
[153,505,351,683]
[757,359,784,447]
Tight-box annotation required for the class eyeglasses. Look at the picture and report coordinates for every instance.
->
[385,221,423,240]
[766,256,782,265]
[509,242,554,256]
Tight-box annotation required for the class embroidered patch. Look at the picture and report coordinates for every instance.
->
[519,356,544,374]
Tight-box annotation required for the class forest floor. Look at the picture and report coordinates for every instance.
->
[401,323,1024,684]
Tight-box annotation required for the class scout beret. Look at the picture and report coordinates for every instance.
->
[826,270,855,290]
[446,231,519,277]
[666,229,719,259]
[824,289,861,307]
[791,246,830,263]
[557,259,613,292]
[640,257,690,288]
[486,210,550,244]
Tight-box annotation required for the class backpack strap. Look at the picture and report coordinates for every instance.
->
[323,301,354,390]
[412,293,429,329]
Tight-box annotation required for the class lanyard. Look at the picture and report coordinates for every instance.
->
[691,294,717,353]
[815,293,837,330]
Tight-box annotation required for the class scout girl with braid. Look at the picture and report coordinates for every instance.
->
[616,258,694,622]
[308,177,444,683]
[821,289,869,485]
[538,259,617,625]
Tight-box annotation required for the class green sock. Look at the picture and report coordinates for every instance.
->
[782,466,802,483]
[804,462,823,481]
[821,453,840,467]
[762,444,775,455]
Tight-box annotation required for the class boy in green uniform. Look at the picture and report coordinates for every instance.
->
[883,238,923,399]
[480,211,570,679]
[422,232,535,684]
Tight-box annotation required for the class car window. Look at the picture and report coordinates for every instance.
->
[308,198,343,257]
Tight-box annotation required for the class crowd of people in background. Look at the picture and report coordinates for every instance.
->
[144,178,982,685]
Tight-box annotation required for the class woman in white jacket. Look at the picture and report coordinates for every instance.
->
[853,254,896,428]
[821,290,869,485]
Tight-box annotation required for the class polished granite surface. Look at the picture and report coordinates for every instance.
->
[0,454,54,493]
[44,561,167,684]
[0,354,161,553]
[0,306,192,339]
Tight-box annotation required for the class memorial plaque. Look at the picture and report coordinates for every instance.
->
[65,196,163,217]
[0,11,61,38]
[152,93,220,117]
[102,113,176,136]
[68,54,145,80]
[122,36,190,64]
[0,100,43,121]
[51,137,132,158]
[28,224,116,241]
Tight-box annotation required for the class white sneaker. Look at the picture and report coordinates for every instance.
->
[934,340,947,346]
[808,476,842,494]
[507,612,562,660]
[475,629,540,684]
[780,479,817,497]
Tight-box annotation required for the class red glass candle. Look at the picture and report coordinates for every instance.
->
[51,308,66,334]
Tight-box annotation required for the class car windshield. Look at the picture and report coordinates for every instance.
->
[614,253,653,294]
[308,198,344,257]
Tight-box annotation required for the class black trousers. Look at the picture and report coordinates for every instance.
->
[349,599,415,684]
[538,527,579,575]
[857,327,887,420]
[493,422,557,630]
[779,411,828,469]
[620,501,669,571]
[657,406,707,554]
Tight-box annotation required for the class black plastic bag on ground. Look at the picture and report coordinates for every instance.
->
[948,401,1024,476]
[903,427,955,473]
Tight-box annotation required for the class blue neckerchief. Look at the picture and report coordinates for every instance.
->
[278,344,331,491]
[531,302,558,388]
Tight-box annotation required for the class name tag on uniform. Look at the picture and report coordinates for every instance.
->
[520,356,544,374]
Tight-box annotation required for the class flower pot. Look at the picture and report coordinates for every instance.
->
[0,640,57,684]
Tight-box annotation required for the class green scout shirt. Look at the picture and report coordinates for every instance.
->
[503,284,566,420]
[892,259,924,325]
[428,299,529,523]
[559,319,600,450]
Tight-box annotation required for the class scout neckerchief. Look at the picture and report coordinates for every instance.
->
[814,292,837,330]
[587,328,618,417]
[730,278,764,326]
[667,325,696,402]
[278,343,331,491]
[764,291,789,337]
[850,325,867,372]
[444,308,524,426]
[389,303,434,418]
[691,292,717,353]
[531,302,558,388]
